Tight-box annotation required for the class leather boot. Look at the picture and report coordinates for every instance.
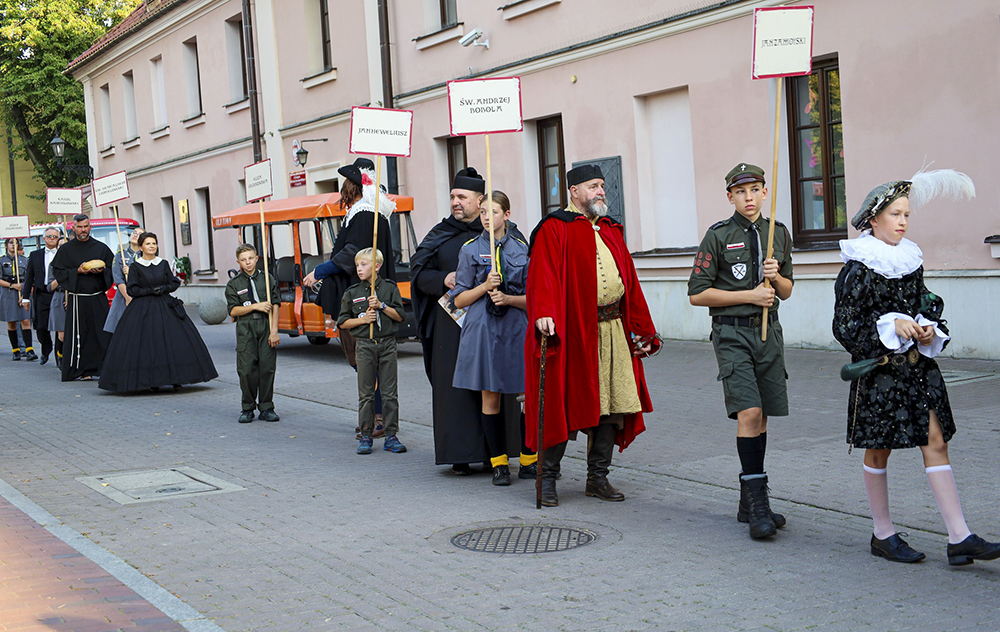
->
[585,425,624,502]
[741,474,777,539]
[738,473,786,528]
[540,441,566,507]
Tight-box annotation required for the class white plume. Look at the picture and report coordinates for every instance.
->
[343,168,396,227]
[908,168,975,210]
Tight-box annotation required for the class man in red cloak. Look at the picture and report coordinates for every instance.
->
[525,164,661,507]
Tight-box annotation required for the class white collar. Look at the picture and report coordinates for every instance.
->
[133,256,163,267]
[839,231,923,279]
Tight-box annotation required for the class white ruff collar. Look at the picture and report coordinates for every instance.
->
[839,231,922,279]
[133,256,163,267]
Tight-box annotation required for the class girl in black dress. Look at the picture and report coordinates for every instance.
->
[834,170,999,566]
[99,233,218,392]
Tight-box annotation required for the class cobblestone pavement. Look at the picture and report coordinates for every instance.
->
[1,311,999,632]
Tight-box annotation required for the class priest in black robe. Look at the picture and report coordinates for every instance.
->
[51,215,114,381]
[410,168,521,470]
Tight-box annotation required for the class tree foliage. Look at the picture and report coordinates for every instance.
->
[0,0,141,188]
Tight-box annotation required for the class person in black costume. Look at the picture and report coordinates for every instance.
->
[21,228,60,364]
[834,170,1000,566]
[410,168,523,472]
[99,233,218,393]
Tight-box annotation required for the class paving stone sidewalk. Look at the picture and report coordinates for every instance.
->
[2,313,1000,632]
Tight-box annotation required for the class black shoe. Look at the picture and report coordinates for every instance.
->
[452,463,472,476]
[738,474,786,528]
[947,534,1000,566]
[23,349,37,361]
[585,477,625,501]
[742,475,777,539]
[871,533,926,563]
[172,384,182,392]
[55,354,62,370]
[238,410,255,424]
[39,353,49,366]
[518,462,538,479]
[11,350,20,361]
[258,409,280,422]
[492,465,511,486]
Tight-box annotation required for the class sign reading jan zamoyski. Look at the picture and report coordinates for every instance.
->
[752,6,815,79]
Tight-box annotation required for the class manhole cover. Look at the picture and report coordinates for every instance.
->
[450,525,597,554]
[77,467,244,505]
[940,369,999,386]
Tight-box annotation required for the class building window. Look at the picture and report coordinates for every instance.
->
[99,84,113,149]
[195,187,214,271]
[304,0,333,76]
[440,0,458,28]
[225,17,248,103]
[121,71,137,141]
[182,38,203,119]
[319,0,332,71]
[132,202,145,227]
[446,136,466,183]
[149,56,168,129]
[786,57,846,246]
[537,115,566,216]
[161,196,178,259]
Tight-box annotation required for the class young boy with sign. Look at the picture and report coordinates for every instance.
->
[687,163,793,540]
[337,248,406,455]
[225,244,281,424]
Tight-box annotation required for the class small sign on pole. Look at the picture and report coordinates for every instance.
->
[447,77,523,136]
[0,215,30,239]
[91,171,130,207]
[245,159,274,203]
[752,6,814,341]
[46,188,83,216]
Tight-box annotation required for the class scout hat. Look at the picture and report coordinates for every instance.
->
[567,164,604,187]
[452,167,486,193]
[851,168,976,230]
[338,157,376,186]
[725,163,765,190]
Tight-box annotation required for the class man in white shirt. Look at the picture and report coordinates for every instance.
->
[21,228,60,365]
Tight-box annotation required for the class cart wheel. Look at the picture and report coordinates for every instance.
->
[307,335,330,345]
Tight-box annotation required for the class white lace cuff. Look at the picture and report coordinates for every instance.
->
[915,314,949,358]
[877,312,915,353]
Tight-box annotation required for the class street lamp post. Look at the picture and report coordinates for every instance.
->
[49,134,94,180]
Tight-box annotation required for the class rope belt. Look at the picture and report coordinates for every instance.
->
[67,291,105,370]
[597,302,622,322]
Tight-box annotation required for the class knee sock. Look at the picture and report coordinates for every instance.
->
[55,336,63,358]
[863,464,895,540]
[759,431,767,458]
[518,411,537,465]
[926,464,972,544]
[481,412,506,464]
[8,329,19,352]
[737,436,765,476]
[21,327,32,351]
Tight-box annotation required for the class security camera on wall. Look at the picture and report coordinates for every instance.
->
[459,28,488,49]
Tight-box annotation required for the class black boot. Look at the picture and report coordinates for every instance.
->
[738,474,786,528]
[585,425,624,502]
[741,474,777,539]
[540,441,566,507]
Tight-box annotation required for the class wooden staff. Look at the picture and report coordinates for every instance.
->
[761,76,783,342]
[484,133,496,274]
[259,199,273,329]
[536,334,547,509]
[369,156,383,339]
[110,203,125,260]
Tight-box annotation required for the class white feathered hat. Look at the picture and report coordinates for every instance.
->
[852,168,975,230]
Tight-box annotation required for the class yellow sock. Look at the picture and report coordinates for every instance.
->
[25,346,33,352]
[490,455,509,468]
[519,452,538,466]
[12,348,19,353]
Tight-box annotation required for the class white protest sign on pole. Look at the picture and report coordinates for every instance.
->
[752,6,814,79]
[91,170,130,207]
[0,215,30,239]
[447,77,523,136]
[349,106,414,157]
[245,159,274,203]
[46,188,82,216]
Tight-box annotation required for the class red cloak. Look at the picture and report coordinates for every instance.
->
[524,212,660,452]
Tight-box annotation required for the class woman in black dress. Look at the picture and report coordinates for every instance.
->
[99,233,218,392]
[833,170,999,566]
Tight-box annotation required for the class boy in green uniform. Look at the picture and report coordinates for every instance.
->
[688,163,794,540]
[225,244,281,424]
[337,248,405,455]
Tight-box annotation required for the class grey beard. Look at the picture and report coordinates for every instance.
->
[583,198,608,217]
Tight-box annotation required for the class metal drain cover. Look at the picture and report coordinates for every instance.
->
[451,525,597,554]
[77,466,244,505]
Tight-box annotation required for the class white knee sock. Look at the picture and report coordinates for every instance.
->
[863,464,895,540]
[926,464,972,544]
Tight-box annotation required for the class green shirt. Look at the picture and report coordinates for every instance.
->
[225,269,281,321]
[337,277,404,339]
[687,211,793,317]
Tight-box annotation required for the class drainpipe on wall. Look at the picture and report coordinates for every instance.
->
[242,0,263,163]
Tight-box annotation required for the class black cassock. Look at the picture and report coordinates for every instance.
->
[51,237,114,381]
[411,215,522,466]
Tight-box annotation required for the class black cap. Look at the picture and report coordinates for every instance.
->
[338,157,376,186]
[567,164,604,188]
[452,167,486,194]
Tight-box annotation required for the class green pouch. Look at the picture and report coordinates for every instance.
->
[840,357,884,381]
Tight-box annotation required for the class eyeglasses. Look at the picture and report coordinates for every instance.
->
[43,234,59,239]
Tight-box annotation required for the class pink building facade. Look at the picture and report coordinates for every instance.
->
[69,0,1000,358]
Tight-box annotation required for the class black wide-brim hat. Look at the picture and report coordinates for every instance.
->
[338,157,376,186]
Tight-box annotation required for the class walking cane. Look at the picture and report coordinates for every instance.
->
[536,334,547,509]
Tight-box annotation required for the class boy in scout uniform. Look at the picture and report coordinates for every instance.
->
[337,247,406,455]
[225,244,281,424]
[688,163,793,540]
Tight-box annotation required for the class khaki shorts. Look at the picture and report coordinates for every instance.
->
[711,320,789,420]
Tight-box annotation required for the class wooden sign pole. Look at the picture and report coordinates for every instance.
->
[369,156,383,339]
[111,203,125,257]
[761,76,782,342]
[259,199,273,329]
[485,133,496,275]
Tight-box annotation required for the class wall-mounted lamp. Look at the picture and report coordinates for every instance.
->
[294,138,329,167]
